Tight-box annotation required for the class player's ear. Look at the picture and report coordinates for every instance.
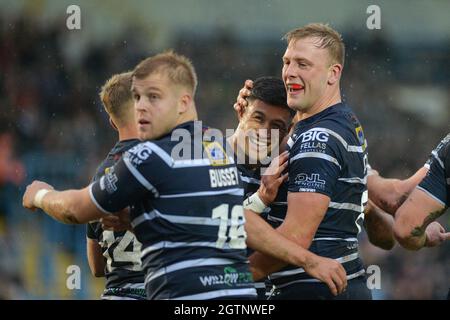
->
[328,63,342,85]
[178,94,192,114]
[109,117,118,132]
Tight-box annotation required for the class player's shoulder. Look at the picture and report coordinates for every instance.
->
[318,103,361,131]
[293,105,363,148]
[114,139,141,155]
[435,133,450,158]
[93,139,141,181]
[124,139,173,168]
[317,103,365,148]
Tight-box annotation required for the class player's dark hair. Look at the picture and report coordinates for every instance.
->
[248,76,295,118]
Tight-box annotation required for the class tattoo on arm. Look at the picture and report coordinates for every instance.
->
[410,209,446,238]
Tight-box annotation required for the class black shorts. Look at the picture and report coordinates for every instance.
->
[269,276,373,300]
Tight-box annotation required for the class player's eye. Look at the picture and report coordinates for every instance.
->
[149,94,159,100]
[253,115,263,122]
[133,93,140,101]
[272,124,282,130]
[298,61,308,68]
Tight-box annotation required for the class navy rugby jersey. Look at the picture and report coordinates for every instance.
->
[90,121,257,300]
[237,164,288,229]
[418,133,450,207]
[237,164,289,298]
[86,139,146,300]
[269,103,368,288]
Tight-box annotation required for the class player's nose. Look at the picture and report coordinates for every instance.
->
[135,98,149,112]
[284,63,298,79]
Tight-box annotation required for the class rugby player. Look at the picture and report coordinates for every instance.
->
[394,133,450,250]
[234,83,397,251]
[86,72,145,300]
[229,76,348,298]
[394,134,450,300]
[244,23,373,299]
[22,51,257,300]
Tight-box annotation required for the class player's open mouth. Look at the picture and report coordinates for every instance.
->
[138,119,150,126]
[287,83,304,94]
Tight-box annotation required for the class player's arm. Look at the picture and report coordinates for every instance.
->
[86,223,105,277]
[23,147,156,224]
[249,127,343,277]
[249,126,352,295]
[22,181,105,224]
[245,210,309,269]
[244,151,323,268]
[394,188,448,250]
[394,137,450,250]
[245,208,346,296]
[363,199,395,250]
[87,240,105,277]
[367,166,428,215]
[249,192,330,277]
[244,152,347,295]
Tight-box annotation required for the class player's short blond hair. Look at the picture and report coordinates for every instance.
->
[99,72,133,126]
[132,50,198,97]
[283,23,345,67]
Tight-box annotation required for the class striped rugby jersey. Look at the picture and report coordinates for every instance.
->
[237,164,289,298]
[269,102,368,288]
[419,133,450,207]
[87,139,146,300]
[90,121,257,300]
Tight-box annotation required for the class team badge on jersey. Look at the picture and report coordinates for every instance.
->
[355,126,367,150]
[203,141,228,166]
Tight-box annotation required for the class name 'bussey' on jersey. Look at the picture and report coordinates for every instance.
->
[89,121,257,300]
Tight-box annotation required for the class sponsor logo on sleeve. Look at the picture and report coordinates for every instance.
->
[294,173,326,191]
[126,143,153,166]
[102,167,118,194]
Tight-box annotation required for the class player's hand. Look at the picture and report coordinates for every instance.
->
[22,180,54,211]
[258,151,289,205]
[100,208,133,232]
[363,199,377,216]
[425,221,450,247]
[303,254,347,296]
[233,79,253,116]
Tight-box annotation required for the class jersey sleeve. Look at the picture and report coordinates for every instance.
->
[288,127,344,198]
[89,142,165,214]
[418,137,450,207]
[86,222,100,240]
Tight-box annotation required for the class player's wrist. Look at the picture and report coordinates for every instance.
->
[301,250,317,269]
[256,189,272,206]
[34,189,51,208]
[243,192,268,214]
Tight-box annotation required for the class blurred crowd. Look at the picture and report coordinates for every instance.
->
[0,13,448,299]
